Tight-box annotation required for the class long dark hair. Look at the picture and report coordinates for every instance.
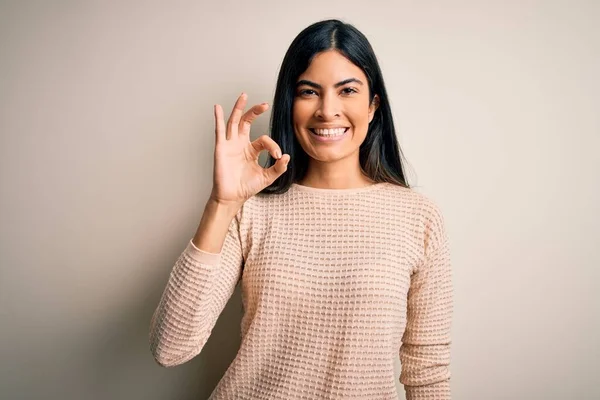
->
[259,19,411,195]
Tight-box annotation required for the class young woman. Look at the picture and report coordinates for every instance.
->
[150,19,453,400]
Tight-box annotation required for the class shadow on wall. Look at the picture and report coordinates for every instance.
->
[87,87,266,400]
[89,257,243,400]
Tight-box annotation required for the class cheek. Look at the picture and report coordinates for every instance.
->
[292,102,311,125]
[348,104,371,127]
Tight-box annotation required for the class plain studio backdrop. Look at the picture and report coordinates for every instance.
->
[1,1,598,399]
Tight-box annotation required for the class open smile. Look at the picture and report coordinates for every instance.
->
[308,127,350,142]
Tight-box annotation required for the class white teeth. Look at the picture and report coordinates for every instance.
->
[312,128,347,136]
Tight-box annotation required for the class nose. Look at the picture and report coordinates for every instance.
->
[314,92,340,120]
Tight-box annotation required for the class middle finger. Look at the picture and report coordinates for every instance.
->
[226,93,248,140]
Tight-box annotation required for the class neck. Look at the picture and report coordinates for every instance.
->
[297,155,375,189]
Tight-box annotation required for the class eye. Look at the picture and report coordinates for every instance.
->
[298,89,317,97]
[341,87,358,95]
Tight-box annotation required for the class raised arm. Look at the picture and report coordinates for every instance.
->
[149,93,289,367]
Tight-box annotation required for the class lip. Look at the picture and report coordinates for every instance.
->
[310,126,349,129]
[308,127,350,143]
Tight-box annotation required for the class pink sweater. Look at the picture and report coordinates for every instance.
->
[149,182,453,399]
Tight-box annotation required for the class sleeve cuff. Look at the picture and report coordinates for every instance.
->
[405,380,451,400]
[184,239,222,266]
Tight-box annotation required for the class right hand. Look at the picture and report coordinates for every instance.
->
[210,93,290,206]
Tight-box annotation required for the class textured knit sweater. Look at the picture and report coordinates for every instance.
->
[149,182,453,400]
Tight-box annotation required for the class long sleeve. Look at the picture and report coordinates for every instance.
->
[400,207,453,400]
[149,211,245,367]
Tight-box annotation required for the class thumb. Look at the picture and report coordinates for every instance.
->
[265,154,290,184]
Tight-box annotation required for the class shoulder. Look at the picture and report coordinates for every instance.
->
[235,191,282,226]
[412,190,447,251]
[382,184,447,248]
[239,191,279,214]
[382,184,445,222]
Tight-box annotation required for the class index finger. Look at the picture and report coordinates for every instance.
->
[239,103,269,137]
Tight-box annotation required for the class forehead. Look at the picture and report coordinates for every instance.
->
[298,50,366,83]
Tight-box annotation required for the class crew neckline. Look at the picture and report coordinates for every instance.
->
[291,182,387,194]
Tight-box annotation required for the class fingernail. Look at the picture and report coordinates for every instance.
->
[276,150,282,159]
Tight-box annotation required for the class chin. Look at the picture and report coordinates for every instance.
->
[311,147,354,162]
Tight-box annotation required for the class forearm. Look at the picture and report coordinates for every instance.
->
[404,380,451,400]
[150,200,245,367]
[401,341,451,399]
[192,197,242,253]
[149,244,222,367]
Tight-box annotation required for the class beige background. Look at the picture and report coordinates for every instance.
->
[1,1,599,399]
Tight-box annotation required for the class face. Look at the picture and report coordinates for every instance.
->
[292,50,379,163]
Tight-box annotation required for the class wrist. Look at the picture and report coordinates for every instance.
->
[207,196,243,217]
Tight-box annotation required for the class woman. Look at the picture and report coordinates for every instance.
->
[149,19,453,400]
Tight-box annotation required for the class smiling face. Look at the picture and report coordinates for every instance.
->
[292,50,379,165]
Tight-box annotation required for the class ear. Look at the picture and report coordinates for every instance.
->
[368,94,380,123]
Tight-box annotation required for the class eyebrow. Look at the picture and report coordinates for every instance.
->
[296,78,364,89]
